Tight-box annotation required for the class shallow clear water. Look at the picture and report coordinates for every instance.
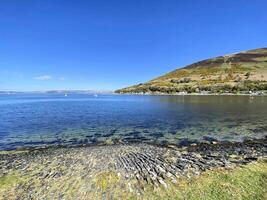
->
[0,94,266,150]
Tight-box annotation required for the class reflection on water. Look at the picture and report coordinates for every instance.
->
[0,94,266,150]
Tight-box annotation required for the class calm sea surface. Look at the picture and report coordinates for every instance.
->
[0,94,266,150]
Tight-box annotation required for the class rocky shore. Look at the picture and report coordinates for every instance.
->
[0,137,266,199]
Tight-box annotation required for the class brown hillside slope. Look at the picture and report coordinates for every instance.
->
[116,48,267,94]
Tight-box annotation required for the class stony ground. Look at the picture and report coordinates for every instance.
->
[0,137,266,199]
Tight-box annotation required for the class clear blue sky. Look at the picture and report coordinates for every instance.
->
[0,0,267,91]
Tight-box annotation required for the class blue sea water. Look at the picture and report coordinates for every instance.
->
[0,93,266,150]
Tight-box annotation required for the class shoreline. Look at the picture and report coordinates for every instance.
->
[115,92,267,96]
[1,137,266,198]
[1,134,266,153]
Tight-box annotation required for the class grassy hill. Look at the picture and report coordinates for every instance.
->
[116,48,267,94]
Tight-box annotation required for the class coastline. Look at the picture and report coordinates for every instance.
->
[114,91,267,96]
[1,137,266,199]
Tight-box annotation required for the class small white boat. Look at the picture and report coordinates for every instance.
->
[94,94,98,97]
[64,94,68,97]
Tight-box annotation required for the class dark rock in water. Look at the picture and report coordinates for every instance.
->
[242,136,254,141]
[222,136,232,140]
[149,133,164,138]
[122,136,149,143]
[124,131,141,137]
[159,140,169,146]
[168,130,176,135]
[89,138,98,143]
[178,138,199,147]
[143,130,149,133]
[102,133,114,137]
[24,141,49,146]
[110,129,117,134]
[77,139,85,144]
[69,138,78,143]
[82,139,89,143]
[202,136,218,142]
[134,125,151,129]
[227,124,238,128]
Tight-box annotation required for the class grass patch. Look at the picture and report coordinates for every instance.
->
[0,172,25,199]
[0,172,30,199]
[0,174,19,189]
[94,171,121,191]
[85,159,267,199]
[136,159,267,200]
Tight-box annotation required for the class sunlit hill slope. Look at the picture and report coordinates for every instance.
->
[116,48,267,94]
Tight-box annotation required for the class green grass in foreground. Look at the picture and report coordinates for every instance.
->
[0,172,22,199]
[138,159,267,200]
[92,159,267,200]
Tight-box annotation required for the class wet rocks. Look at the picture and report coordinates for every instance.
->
[0,137,266,198]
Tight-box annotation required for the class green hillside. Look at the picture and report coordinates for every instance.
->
[116,48,267,94]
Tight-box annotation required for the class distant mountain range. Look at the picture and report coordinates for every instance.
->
[116,47,267,94]
[0,90,113,94]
